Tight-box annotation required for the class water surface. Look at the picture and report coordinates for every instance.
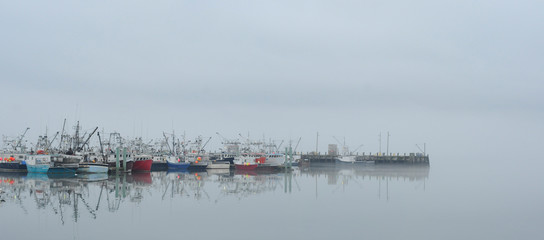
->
[0,161,541,240]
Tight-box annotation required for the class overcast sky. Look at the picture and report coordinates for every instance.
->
[1,1,543,154]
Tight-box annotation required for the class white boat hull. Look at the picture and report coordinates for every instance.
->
[78,163,109,173]
[337,156,356,163]
[266,154,285,167]
[207,162,230,169]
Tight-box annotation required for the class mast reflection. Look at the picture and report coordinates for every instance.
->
[0,163,430,224]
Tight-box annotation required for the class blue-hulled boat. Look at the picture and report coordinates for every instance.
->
[26,154,51,173]
[27,164,50,173]
[167,161,190,171]
[48,165,78,174]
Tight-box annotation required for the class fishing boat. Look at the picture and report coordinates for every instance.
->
[101,148,134,172]
[0,154,27,172]
[215,132,240,165]
[264,153,285,167]
[337,155,357,163]
[206,160,231,169]
[336,155,374,164]
[150,156,169,171]
[291,155,301,166]
[234,154,260,170]
[165,156,190,171]
[334,137,364,164]
[218,154,236,163]
[235,162,258,170]
[48,154,81,174]
[107,160,134,172]
[47,165,78,174]
[178,135,212,171]
[0,128,31,172]
[132,155,153,172]
[25,154,51,173]
[187,161,208,171]
[0,162,27,172]
[105,153,134,172]
[166,160,190,171]
[77,162,109,174]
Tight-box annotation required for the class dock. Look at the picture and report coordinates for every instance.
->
[301,153,429,164]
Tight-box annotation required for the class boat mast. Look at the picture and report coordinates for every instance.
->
[78,127,98,151]
[15,127,30,152]
[163,132,173,156]
[97,132,106,162]
[74,121,80,150]
[199,137,212,154]
[172,129,176,156]
[44,131,59,153]
[58,118,66,150]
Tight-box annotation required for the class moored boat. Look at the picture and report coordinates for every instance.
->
[264,153,285,167]
[207,160,231,169]
[0,153,28,172]
[47,154,81,174]
[234,153,262,170]
[103,152,134,172]
[107,160,134,172]
[47,165,78,174]
[77,162,109,174]
[132,155,153,172]
[0,161,27,172]
[27,164,50,173]
[25,154,51,173]
[337,155,357,163]
[235,162,258,170]
[166,160,190,171]
[187,161,208,171]
[150,155,171,171]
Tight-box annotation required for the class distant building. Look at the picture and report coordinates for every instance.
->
[328,144,338,155]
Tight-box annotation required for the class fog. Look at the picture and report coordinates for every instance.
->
[1,1,543,164]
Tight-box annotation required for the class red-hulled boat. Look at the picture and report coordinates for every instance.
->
[235,162,258,170]
[234,153,262,170]
[132,155,153,172]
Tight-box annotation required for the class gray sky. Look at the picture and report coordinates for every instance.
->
[1,0,543,154]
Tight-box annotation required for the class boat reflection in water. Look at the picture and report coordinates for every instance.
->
[0,171,156,225]
[0,163,429,227]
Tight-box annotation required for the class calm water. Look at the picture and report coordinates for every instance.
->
[0,161,541,240]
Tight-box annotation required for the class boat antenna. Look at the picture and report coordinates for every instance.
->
[97,132,106,162]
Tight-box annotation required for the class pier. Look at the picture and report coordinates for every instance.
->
[301,153,429,164]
